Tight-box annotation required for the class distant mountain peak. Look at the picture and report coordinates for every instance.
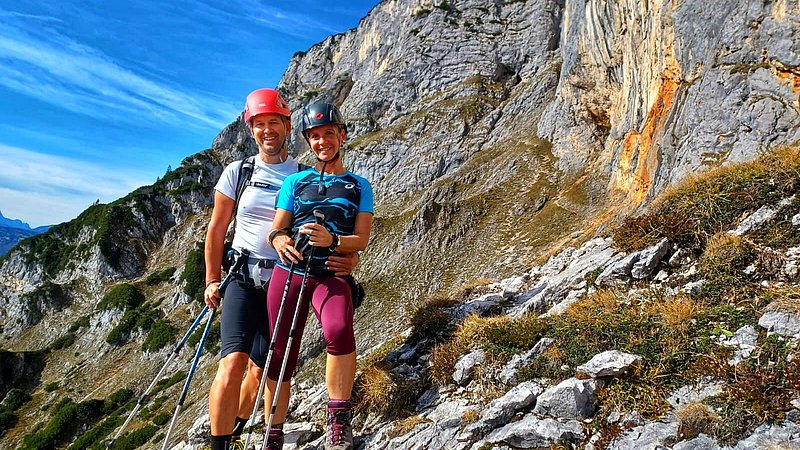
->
[0,210,32,231]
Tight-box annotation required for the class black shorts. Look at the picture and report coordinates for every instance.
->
[220,279,269,368]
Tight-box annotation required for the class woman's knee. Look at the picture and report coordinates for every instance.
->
[323,324,355,355]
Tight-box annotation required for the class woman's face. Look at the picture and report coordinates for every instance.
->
[306,124,344,162]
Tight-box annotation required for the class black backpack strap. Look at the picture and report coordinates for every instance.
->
[229,156,256,235]
[297,163,310,172]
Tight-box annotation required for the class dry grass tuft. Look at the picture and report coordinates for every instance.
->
[453,315,510,347]
[649,295,700,333]
[353,362,423,418]
[613,146,800,252]
[676,402,720,440]
[387,416,430,439]
[430,340,469,386]
[461,409,480,424]
[449,277,495,302]
[357,333,406,371]
[429,313,548,386]
[763,285,800,314]
[563,289,621,326]
[355,363,394,414]
[697,233,756,302]
[700,234,751,271]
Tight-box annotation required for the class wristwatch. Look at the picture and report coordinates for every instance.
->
[328,233,340,252]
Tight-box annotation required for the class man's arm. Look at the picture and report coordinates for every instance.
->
[326,252,360,276]
[203,191,235,309]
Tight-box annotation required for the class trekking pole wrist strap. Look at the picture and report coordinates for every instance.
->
[205,279,221,287]
[268,227,292,246]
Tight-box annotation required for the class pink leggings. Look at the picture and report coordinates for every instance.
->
[265,266,355,382]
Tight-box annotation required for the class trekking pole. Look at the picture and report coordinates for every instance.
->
[258,210,326,450]
[106,306,209,448]
[108,249,249,448]
[157,250,247,450]
[242,258,296,450]
[258,248,315,450]
[161,307,216,450]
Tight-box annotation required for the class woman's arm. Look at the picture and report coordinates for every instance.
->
[300,212,372,253]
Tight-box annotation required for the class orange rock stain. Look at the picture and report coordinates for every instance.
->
[617,78,679,206]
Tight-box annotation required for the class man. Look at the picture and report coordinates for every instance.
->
[203,88,356,450]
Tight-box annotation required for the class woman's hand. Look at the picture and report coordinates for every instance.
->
[273,233,301,265]
[299,222,334,248]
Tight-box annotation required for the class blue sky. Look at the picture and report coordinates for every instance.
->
[0,1,380,227]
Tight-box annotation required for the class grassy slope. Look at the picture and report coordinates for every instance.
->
[356,146,800,446]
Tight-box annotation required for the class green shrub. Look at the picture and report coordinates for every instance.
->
[151,412,170,426]
[43,382,59,392]
[181,247,205,302]
[22,398,80,449]
[2,388,32,411]
[108,424,157,450]
[67,415,123,450]
[68,315,91,332]
[104,388,135,415]
[50,332,76,350]
[435,1,452,11]
[106,305,158,346]
[96,205,137,270]
[97,283,145,311]
[152,371,186,396]
[142,320,177,352]
[0,410,16,436]
[21,234,75,276]
[145,267,176,286]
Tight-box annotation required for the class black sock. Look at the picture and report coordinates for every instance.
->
[210,434,232,450]
[231,416,248,437]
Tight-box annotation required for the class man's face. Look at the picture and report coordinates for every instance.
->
[250,113,290,156]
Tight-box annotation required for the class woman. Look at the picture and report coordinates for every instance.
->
[264,102,373,450]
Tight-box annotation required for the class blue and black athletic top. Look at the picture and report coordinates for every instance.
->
[275,168,374,274]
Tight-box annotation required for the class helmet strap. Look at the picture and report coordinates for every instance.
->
[318,162,327,195]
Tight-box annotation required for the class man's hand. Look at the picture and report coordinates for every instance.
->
[204,282,222,310]
[326,252,360,276]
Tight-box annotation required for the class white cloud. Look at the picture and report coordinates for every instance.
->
[194,0,341,39]
[0,144,152,227]
[0,21,241,129]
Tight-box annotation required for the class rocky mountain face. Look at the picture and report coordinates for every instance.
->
[0,0,798,449]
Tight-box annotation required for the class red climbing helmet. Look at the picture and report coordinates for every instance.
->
[243,88,291,124]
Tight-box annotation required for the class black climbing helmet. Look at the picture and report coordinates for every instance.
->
[300,102,347,136]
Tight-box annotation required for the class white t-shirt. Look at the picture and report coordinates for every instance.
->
[215,156,299,261]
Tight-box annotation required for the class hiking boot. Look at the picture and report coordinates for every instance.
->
[265,433,284,450]
[325,408,353,450]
